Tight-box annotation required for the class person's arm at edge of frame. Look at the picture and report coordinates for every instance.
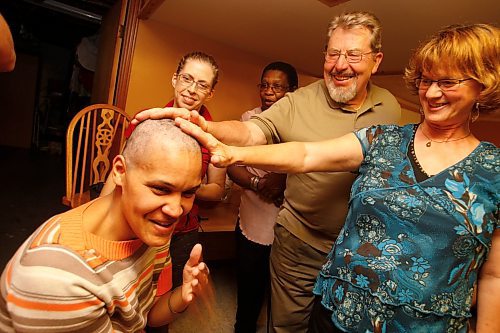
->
[131,107,267,146]
[475,229,500,332]
[176,118,364,174]
[147,244,209,327]
[0,13,16,72]
[195,164,226,201]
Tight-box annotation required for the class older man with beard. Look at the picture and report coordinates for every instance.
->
[133,11,401,333]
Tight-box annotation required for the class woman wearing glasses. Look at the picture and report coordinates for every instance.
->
[179,24,499,332]
[164,51,226,311]
[101,51,226,333]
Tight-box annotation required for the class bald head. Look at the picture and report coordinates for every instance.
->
[109,119,203,248]
[122,119,202,172]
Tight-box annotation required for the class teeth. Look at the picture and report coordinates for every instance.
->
[333,74,354,81]
[153,220,172,227]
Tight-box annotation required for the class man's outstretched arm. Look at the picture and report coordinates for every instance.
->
[132,107,267,146]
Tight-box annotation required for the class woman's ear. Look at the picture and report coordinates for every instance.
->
[204,88,215,102]
[112,155,127,186]
[171,73,177,89]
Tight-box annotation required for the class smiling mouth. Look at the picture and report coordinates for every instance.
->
[182,95,196,103]
[151,219,176,229]
[428,102,447,108]
[332,73,356,81]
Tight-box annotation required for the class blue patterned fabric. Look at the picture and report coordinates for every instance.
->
[313,124,499,332]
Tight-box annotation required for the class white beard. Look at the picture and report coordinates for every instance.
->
[327,77,357,104]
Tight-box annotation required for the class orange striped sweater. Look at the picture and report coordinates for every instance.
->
[0,202,172,332]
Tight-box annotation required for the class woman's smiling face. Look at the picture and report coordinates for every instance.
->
[419,67,482,127]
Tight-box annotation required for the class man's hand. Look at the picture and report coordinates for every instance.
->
[176,118,234,167]
[181,244,210,303]
[131,107,202,127]
[257,173,286,207]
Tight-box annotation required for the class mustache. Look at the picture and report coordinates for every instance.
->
[330,70,357,77]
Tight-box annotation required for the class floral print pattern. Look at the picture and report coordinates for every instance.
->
[313,124,499,332]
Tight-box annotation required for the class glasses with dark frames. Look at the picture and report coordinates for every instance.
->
[257,82,289,93]
[324,49,373,63]
[415,78,473,91]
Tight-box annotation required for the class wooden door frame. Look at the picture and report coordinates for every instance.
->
[113,0,165,109]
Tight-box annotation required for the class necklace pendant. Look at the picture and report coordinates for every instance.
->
[426,141,432,147]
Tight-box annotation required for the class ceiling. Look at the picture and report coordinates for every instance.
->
[149,0,499,78]
[23,0,116,22]
[4,0,497,77]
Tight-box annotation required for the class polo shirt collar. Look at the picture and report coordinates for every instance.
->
[322,80,383,114]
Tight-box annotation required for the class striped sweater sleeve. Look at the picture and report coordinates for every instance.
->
[1,243,114,332]
[1,213,171,332]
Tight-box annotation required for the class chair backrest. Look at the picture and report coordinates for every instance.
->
[63,104,131,208]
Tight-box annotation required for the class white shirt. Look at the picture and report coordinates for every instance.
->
[238,107,282,245]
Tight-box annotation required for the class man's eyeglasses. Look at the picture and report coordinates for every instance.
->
[324,49,373,64]
[176,73,212,94]
[257,83,289,93]
[415,78,473,91]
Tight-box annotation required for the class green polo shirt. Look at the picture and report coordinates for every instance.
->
[250,79,401,253]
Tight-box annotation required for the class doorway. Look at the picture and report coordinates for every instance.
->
[0,0,118,152]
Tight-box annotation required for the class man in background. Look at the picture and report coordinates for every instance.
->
[229,61,298,333]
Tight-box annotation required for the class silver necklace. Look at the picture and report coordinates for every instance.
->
[420,127,471,148]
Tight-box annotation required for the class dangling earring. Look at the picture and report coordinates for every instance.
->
[471,103,480,123]
[419,107,425,122]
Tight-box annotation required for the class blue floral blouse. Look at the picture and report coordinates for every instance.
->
[313,124,499,333]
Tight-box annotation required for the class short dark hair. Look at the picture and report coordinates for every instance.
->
[261,61,299,91]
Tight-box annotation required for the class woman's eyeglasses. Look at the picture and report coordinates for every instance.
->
[176,73,212,94]
[415,78,473,91]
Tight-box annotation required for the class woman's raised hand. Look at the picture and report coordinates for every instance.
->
[175,118,234,168]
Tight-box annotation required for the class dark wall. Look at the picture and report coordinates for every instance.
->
[0,0,102,150]
[0,53,37,148]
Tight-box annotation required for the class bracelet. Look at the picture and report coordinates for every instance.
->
[250,176,261,192]
[168,288,187,314]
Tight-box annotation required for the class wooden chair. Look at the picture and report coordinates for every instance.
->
[62,104,131,208]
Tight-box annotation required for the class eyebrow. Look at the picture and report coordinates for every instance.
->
[147,180,201,193]
[184,185,201,194]
[327,48,363,52]
[180,73,210,84]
